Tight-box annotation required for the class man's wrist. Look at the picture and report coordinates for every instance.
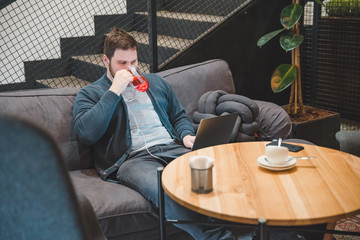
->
[180,131,195,142]
[109,86,121,96]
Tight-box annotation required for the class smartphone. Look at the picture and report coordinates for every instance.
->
[266,140,304,152]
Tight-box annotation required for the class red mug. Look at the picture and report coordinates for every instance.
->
[127,65,149,92]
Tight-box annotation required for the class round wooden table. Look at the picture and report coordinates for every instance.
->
[162,142,360,226]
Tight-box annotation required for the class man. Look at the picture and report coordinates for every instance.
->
[73,27,237,240]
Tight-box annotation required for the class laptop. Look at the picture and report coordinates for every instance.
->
[192,113,238,151]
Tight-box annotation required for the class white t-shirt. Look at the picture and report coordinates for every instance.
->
[123,87,173,151]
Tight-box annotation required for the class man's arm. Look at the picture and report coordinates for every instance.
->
[159,77,195,146]
[73,70,133,145]
[73,88,121,145]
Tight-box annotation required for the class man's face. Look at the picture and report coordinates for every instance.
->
[104,48,138,79]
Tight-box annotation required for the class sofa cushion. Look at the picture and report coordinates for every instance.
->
[69,170,160,238]
[254,100,292,140]
[158,59,236,119]
[0,87,92,170]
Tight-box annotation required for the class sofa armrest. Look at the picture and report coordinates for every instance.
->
[254,100,292,140]
[335,131,360,157]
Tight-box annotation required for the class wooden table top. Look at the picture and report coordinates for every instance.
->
[162,142,360,226]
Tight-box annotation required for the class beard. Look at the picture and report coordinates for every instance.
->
[108,61,116,79]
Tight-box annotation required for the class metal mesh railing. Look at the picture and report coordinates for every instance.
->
[155,0,247,65]
[0,0,246,92]
[301,0,360,122]
[1,0,359,125]
[0,0,127,90]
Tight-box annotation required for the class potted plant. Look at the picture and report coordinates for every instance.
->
[257,0,341,149]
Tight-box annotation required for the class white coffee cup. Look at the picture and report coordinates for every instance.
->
[265,146,289,165]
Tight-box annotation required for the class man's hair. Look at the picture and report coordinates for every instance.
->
[104,27,137,59]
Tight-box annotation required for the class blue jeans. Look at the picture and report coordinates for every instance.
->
[116,143,237,240]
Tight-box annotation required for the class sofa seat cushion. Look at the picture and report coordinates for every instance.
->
[69,169,159,238]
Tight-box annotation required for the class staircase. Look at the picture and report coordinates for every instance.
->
[25,1,246,89]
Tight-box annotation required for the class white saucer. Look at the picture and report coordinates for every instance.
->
[257,155,296,171]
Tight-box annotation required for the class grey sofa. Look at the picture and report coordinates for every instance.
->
[0,59,293,239]
[335,131,360,157]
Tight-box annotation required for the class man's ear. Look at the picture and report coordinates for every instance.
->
[103,55,109,65]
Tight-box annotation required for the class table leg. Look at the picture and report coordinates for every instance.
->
[323,221,336,240]
[157,167,166,240]
[258,218,267,240]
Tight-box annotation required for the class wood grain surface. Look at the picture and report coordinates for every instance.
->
[162,142,360,226]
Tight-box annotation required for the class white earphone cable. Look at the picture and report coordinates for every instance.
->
[124,94,167,163]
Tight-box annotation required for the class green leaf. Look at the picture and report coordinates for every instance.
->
[271,64,297,93]
[280,4,303,29]
[280,31,304,51]
[257,29,285,47]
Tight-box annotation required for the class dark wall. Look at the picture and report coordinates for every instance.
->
[160,0,292,105]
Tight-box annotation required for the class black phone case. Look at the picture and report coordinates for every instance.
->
[266,140,304,152]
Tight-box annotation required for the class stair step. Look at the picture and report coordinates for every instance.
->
[37,76,90,89]
[102,31,193,51]
[71,54,150,72]
[137,11,224,23]
[134,11,220,40]
[72,54,103,66]
[130,31,193,50]
[103,31,188,66]
[27,8,227,88]
[162,0,246,16]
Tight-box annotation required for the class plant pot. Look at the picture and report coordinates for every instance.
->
[288,106,341,149]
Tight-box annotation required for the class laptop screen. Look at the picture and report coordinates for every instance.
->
[192,113,238,151]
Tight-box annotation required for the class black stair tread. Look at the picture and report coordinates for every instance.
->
[130,31,193,50]
[103,31,193,50]
[72,54,104,66]
[30,10,224,88]
[36,76,90,89]
[71,54,150,72]
[137,10,224,23]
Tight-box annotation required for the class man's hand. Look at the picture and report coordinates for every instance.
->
[109,69,133,96]
[183,135,195,149]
